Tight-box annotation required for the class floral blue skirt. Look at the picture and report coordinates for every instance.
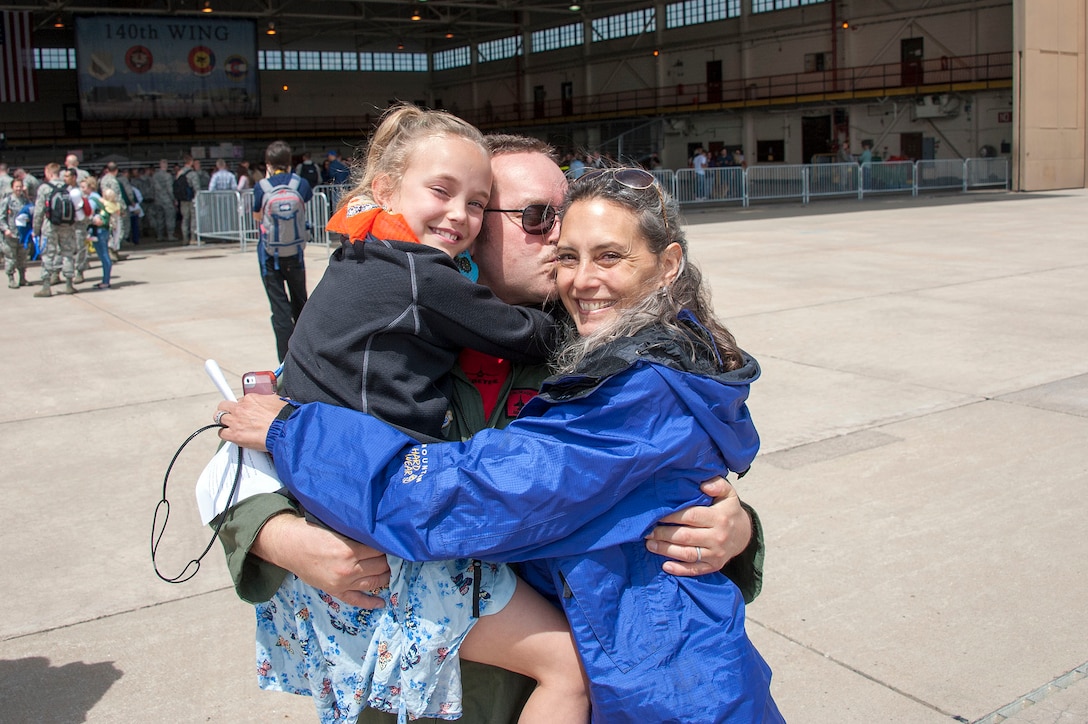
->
[255,556,516,723]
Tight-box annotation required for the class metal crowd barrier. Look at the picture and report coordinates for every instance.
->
[916,159,967,193]
[194,190,251,248]
[965,158,1010,189]
[195,185,348,252]
[745,164,806,204]
[192,161,1009,244]
[807,162,860,201]
[860,161,915,196]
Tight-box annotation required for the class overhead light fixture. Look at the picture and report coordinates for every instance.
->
[445,31,454,39]
[282,84,288,91]
[396,41,405,50]
[202,1,213,13]
[569,3,581,11]
[841,20,850,29]
[53,15,65,28]
[410,10,422,20]
[266,21,276,35]
[653,49,660,57]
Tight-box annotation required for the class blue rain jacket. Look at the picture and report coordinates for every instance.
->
[268,324,783,722]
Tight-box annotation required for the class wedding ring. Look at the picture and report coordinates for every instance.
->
[695,546,702,563]
[214,410,228,426]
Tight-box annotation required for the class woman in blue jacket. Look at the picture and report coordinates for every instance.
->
[218,167,783,722]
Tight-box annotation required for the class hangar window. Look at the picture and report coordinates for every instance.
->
[34,47,77,70]
[478,36,523,63]
[752,0,827,13]
[531,23,584,53]
[435,46,472,71]
[665,0,740,28]
[591,8,656,42]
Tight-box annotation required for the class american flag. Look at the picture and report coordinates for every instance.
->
[1,10,37,103]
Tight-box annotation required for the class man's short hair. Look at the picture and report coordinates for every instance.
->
[45,162,61,177]
[106,161,118,173]
[266,140,292,169]
[486,134,558,161]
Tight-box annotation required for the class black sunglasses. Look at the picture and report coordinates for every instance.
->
[483,204,558,235]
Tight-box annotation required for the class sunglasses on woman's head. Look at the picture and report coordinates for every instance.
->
[579,167,658,190]
[483,204,558,235]
[579,167,669,234]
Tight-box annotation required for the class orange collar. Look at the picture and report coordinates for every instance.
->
[327,197,419,244]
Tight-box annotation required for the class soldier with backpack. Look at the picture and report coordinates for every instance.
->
[174,155,201,244]
[32,163,81,297]
[294,152,323,190]
[253,140,313,361]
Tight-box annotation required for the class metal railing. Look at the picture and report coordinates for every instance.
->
[916,159,967,193]
[861,161,916,196]
[3,53,1012,150]
[191,159,1009,246]
[194,190,254,249]
[195,185,350,251]
[745,164,806,204]
[807,163,861,201]
[965,158,1011,189]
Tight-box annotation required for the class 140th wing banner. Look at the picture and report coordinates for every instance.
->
[75,15,259,120]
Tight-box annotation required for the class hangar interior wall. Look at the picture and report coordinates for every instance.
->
[1014,0,1088,190]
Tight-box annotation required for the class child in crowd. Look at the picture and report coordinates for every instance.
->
[258,105,587,723]
[100,187,123,257]
[81,177,113,289]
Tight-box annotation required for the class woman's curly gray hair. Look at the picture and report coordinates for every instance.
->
[553,168,744,373]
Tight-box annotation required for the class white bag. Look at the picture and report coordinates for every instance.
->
[194,442,284,525]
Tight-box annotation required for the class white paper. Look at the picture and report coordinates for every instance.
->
[195,442,283,525]
[204,359,238,401]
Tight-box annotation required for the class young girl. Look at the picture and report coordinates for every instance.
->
[81,178,113,289]
[258,105,588,723]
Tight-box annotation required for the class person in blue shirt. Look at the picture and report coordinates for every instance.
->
[325,149,351,185]
[252,140,314,362]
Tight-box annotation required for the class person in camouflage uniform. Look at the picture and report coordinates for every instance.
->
[149,159,176,241]
[32,163,80,297]
[64,156,94,281]
[119,167,139,245]
[176,156,201,244]
[99,162,131,249]
[66,169,93,285]
[130,166,153,242]
[192,158,211,191]
[0,177,32,288]
[14,168,39,200]
[64,154,90,184]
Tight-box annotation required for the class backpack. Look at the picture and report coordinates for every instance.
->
[45,183,76,226]
[173,170,195,202]
[258,176,310,264]
[296,161,321,189]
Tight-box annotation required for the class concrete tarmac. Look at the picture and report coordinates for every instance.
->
[1,189,1085,723]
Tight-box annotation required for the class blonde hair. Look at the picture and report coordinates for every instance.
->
[337,103,488,211]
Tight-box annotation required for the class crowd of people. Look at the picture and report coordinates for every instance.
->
[0,149,352,296]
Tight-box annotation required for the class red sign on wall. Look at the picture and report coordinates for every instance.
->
[997,111,1013,123]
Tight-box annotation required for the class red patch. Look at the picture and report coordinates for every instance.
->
[506,389,538,418]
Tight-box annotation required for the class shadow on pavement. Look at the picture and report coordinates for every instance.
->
[0,656,123,721]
